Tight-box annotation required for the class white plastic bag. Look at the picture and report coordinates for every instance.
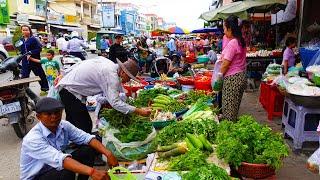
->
[307,147,320,175]
[99,118,157,161]
[47,85,60,100]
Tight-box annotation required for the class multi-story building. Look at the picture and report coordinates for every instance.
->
[136,13,146,35]
[145,13,158,32]
[6,0,100,40]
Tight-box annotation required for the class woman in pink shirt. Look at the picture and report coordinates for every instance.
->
[220,15,247,121]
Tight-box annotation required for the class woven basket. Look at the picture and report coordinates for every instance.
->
[237,162,275,179]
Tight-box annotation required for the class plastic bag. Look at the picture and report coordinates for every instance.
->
[47,85,60,100]
[308,49,320,67]
[109,166,136,180]
[307,147,320,175]
[101,122,157,161]
[211,60,223,91]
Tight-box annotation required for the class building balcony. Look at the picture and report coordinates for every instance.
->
[74,0,97,5]
[82,16,101,26]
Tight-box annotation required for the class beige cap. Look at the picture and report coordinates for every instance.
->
[117,58,139,82]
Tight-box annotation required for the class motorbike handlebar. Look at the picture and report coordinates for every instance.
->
[0,51,32,72]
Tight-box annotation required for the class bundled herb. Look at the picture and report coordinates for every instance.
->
[153,118,217,146]
[182,164,231,180]
[216,115,289,169]
[168,149,208,171]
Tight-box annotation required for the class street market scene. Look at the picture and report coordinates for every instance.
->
[0,0,320,179]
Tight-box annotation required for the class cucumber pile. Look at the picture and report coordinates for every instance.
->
[152,95,186,112]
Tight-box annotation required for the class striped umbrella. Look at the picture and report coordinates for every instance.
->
[168,26,189,34]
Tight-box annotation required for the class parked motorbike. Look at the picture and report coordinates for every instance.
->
[0,42,40,138]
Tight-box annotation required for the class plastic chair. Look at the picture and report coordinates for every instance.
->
[284,98,320,150]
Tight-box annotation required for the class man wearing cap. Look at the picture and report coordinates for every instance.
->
[108,35,128,63]
[57,56,151,134]
[20,97,118,180]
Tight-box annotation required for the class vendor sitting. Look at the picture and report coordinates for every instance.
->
[282,37,297,74]
[20,97,118,180]
[167,55,191,77]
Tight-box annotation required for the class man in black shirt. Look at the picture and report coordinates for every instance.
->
[109,35,128,63]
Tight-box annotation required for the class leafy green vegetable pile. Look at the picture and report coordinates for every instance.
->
[99,108,149,129]
[153,118,218,146]
[182,164,231,180]
[216,115,289,169]
[185,90,213,105]
[167,149,208,171]
[99,109,152,143]
[131,88,168,107]
[114,122,153,143]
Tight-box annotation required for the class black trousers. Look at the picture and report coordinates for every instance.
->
[35,146,95,180]
[59,88,92,133]
[21,62,49,91]
[70,52,86,60]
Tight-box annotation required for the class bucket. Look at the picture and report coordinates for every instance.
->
[181,85,195,92]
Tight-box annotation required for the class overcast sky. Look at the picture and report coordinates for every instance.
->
[119,0,212,30]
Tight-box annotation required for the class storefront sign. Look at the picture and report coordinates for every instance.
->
[102,3,115,28]
[65,15,78,24]
[0,0,9,24]
[47,12,64,25]
[17,14,29,25]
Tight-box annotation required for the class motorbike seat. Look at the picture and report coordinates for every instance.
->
[0,57,18,73]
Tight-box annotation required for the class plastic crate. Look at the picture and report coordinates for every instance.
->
[299,47,319,70]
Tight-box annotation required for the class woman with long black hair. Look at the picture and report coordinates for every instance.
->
[20,25,49,95]
[219,15,247,121]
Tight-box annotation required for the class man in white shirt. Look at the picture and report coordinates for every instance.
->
[56,33,67,55]
[57,57,151,134]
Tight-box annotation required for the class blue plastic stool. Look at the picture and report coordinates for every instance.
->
[282,97,294,128]
[284,98,320,150]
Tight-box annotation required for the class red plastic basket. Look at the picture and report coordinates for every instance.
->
[177,76,195,85]
[194,76,212,91]
[123,81,148,96]
[237,162,276,179]
[186,54,196,63]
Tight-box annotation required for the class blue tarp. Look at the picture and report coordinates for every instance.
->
[191,28,223,34]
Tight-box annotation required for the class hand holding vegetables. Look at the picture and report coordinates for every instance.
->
[135,107,152,116]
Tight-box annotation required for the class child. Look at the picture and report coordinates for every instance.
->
[28,50,60,86]
[282,37,297,74]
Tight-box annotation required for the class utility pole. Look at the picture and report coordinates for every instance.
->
[45,0,50,34]
[100,0,105,29]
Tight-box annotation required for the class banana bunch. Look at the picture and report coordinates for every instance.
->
[160,73,169,81]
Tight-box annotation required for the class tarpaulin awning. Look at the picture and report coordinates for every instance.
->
[50,25,84,32]
[191,27,223,34]
[151,29,171,36]
[222,0,287,14]
[167,26,189,34]
[200,0,287,21]
[200,2,245,21]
